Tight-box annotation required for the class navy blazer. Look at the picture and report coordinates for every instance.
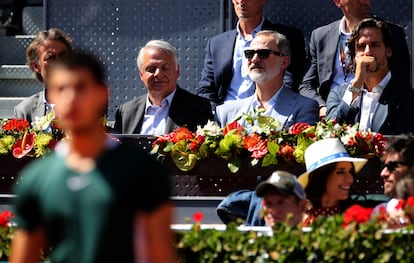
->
[299,17,411,107]
[215,86,319,129]
[326,74,414,135]
[14,90,46,123]
[197,19,306,109]
[114,86,214,134]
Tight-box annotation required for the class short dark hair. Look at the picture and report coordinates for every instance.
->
[383,136,414,164]
[46,50,107,86]
[347,17,394,71]
[26,28,73,82]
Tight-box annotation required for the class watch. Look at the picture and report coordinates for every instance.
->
[348,84,362,94]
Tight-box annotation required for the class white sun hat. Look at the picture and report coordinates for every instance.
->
[297,138,368,188]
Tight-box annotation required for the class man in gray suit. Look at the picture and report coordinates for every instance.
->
[299,0,410,119]
[14,28,73,122]
[114,40,213,135]
[326,18,414,135]
[216,30,318,130]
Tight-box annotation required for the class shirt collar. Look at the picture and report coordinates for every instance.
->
[252,85,284,109]
[339,16,352,36]
[145,89,176,111]
[236,16,265,40]
[372,71,391,93]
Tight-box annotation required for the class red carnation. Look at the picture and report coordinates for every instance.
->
[406,196,414,207]
[0,210,13,228]
[223,121,243,135]
[343,204,373,227]
[288,122,311,135]
[193,211,203,223]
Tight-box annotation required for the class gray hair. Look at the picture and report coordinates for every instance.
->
[136,39,179,71]
[255,30,291,57]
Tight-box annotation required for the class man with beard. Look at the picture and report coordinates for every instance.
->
[215,30,318,130]
[299,0,410,119]
[326,18,414,134]
[197,0,306,112]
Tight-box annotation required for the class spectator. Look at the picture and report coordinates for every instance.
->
[372,136,414,215]
[14,28,72,123]
[396,172,414,200]
[326,18,414,134]
[216,170,307,227]
[215,30,318,130]
[114,39,213,135]
[299,0,410,119]
[298,138,367,227]
[197,0,306,112]
[10,51,177,263]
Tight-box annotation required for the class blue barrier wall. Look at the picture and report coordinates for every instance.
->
[45,0,413,121]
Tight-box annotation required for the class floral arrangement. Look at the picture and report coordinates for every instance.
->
[151,111,387,173]
[0,210,15,260]
[175,202,414,263]
[0,110,64,159]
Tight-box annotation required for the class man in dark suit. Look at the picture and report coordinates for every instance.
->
[299,0,410,119]
[114,40,213,135]
[216,30,318,130]
[14,28,73,122]
[197,0,306,111]
[326,18,414,135]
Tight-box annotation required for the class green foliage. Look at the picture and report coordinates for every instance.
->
[175,216,414,262]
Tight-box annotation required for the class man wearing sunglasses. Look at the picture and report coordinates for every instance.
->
[372,136,414,217]
[197,0,306,113]
[215,30,318,129]
[299,0,410,120]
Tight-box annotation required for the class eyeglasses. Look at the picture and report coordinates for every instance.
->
[381,161,414,172]
[244,49,285,60]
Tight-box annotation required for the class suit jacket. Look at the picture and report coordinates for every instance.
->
[14,90,46,122]
[114,86,214,134]
[299,17,411,107]
[197,19,306,109]
[215,86,319,129]
[326,74,414,135]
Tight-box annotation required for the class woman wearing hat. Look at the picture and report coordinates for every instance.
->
[298,138,368,226]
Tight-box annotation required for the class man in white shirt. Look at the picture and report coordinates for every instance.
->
[299,0,410,119]
[326,17,414,135]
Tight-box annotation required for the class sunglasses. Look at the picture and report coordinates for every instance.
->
[244,49,285,60]
[381,161,414,172]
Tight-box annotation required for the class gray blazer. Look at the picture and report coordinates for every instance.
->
[215,86,319,129]
[114,86,213,134]
[326,75,414,134]
[299,17,411,107]
[14,91,46,122]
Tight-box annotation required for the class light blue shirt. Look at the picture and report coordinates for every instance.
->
[224,17,265,103]
[140,90,175,135]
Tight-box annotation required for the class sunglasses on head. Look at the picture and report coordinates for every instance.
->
[244,49,285,60]
[382,161,414,172]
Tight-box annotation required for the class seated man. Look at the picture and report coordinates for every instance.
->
[216,170,307,227]
[326,18,414,134]
[114,39,213,135]
[14,28,72,122]
[215,30,318,130]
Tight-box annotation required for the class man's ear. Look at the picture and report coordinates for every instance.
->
[333,0,342,8]
[280,56,291,71]
[32,60,41,73]
[386,47,392,59]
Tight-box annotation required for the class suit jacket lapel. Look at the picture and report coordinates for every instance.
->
[222,30,238,90]
[273,87,294,127]
[132,96,147,134]
[322,21,341,83]
[372,103,388,132]
[32,92,46,118]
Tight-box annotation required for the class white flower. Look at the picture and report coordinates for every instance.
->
[196,120,222,137]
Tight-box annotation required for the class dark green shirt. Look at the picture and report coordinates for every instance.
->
[13,141,171,263]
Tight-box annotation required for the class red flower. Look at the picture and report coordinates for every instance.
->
[288,122,311,135]
[2,119,30,132]
[343,204,373,227]
[223,121,243,135]
[0,210,13,228]
[406,196,414,207]
[278,143,295,161]
[12,132,35,158]
[193,211,203,223]
[395,199,405,210]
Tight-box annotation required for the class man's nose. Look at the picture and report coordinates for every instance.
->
[363,45,371,55]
